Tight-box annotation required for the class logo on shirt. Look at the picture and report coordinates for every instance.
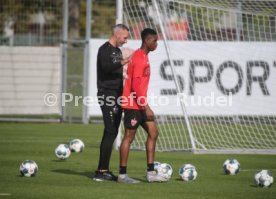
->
[131,118,137,126]
[143,66,150,76]
[111,51,122,63]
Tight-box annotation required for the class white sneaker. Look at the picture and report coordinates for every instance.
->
[146,171,168,182]
[117,174,140,183]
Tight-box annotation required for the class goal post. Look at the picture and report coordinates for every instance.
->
[117,0,276,154]
[152,0,196,151]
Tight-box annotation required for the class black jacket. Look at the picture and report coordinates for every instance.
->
[97,42,123,93]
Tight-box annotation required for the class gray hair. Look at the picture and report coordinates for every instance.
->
[112,24,129,34]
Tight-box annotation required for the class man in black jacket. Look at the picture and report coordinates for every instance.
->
[93,24,130,181]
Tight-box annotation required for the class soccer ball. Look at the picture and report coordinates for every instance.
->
[55,144,71,160]
[254,170,274,188]
[19,160,38,177]
[223,159,240,175]
[179,164,198,181]
[156,163,173,180]
[154,161,161,170]
[69,139,85,153]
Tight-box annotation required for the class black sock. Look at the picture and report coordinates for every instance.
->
[119,166,127,174]
[147,163,154,172]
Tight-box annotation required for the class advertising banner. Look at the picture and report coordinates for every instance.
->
[89,39,276,116]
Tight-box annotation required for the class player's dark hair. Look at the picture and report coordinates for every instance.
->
[141,28,157,42]
[112,24,129,34]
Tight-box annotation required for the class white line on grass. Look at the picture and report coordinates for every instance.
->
[0,193,11,196]
[241,169,276,172]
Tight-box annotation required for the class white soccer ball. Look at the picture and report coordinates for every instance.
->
[69,139,85,153]
[55,144,71,160]
[156,163,173,180]
[179,164,198,181]
[19,160,38,177]
[223,159,240,175]
[254,170,274,188]
[154,161,161,171]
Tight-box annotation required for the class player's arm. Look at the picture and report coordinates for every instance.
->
[132,77,147,105]
[132,78,154,120]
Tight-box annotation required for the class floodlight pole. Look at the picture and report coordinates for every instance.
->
[114,0,124,150]
[116,0,123,24]
[61,0,68,122]
[82,0,92,124]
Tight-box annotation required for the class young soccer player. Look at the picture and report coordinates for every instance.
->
[117,28,167,183]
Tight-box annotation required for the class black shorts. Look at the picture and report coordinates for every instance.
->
[123,109,153,129]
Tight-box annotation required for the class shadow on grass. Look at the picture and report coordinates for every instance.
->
[51,169,93,179]
[51,159,69,162]
[250,184,259,188]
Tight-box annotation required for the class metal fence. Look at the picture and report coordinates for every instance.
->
[0,0,117,123]
[0,0,63,46]
[0,0,116,47]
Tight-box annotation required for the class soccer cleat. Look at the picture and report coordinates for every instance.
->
[117,174,141,183]
[146,171,168,182]
[93,171,118,182]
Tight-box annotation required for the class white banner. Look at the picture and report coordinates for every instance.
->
[88,39,276,116]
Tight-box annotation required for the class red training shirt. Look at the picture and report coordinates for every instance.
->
[122,49,150,110]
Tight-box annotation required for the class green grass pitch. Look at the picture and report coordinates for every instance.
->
[0,122,275,199]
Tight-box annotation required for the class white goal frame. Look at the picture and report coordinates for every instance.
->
[115,0,276,154]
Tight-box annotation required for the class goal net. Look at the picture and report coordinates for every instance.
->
[120,0,276,153]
